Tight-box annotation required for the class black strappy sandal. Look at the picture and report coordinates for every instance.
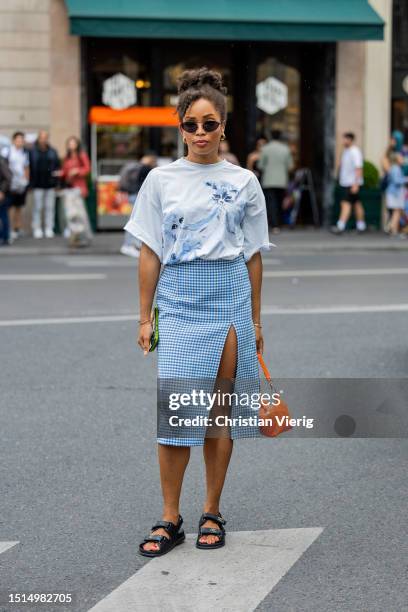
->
[139,515,185,557]
[196,512,226,549]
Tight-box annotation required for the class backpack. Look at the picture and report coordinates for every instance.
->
[118,162,142,194]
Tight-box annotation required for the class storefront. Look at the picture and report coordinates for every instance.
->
[65,0,384,227]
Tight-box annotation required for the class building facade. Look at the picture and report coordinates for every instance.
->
[0,0,393,226]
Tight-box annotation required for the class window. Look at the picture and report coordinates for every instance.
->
[256,57,300,165]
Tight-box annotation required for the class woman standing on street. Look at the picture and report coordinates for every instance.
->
[59,136,91,240]
[124,67,273,556]
[60,137,90,201]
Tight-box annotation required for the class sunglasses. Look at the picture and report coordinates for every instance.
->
[180,120,221,133]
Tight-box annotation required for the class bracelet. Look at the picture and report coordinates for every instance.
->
[253,322,262,328]
[139,318,152,326]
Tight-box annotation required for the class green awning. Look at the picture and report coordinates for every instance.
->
[66,0,384,41]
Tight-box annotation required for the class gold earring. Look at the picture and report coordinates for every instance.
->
[221,133,226,141]
[183,137,187,144]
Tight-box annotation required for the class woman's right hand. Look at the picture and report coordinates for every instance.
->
[138,321,153,355]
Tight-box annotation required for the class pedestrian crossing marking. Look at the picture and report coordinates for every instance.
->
[0,541,19,555]
[88,528,323,612]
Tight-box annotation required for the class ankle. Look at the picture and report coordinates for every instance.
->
[203,504,220,515]
[162,508,180,523]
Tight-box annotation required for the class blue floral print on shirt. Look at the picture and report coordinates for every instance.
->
[205,180,247,233]
[163,180,246,264]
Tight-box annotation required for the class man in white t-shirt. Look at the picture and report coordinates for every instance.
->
[0,131,29,241]
[331,132,366,234]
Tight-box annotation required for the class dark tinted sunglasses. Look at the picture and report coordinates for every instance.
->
[180,120,221,133]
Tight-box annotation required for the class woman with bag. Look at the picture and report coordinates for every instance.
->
[124,67,274,556]
[59,137,92,244]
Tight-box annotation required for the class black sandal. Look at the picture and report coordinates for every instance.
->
[196,512,226,549]
[139,515,185,557]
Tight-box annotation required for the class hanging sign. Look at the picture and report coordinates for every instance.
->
[102,73,137,110]
[256,77,288,115]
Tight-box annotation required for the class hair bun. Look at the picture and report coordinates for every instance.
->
[177,67,227,96]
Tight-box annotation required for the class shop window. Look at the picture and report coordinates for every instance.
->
[256,57,300,166]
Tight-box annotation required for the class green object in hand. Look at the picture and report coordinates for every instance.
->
[149,305,159,352]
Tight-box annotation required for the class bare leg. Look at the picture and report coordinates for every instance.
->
[390,209,401,234]
[9,207,16,231]
[142,444,190,552]
[14,206,23,232]
[338,200,352,225]
[200,325,237,545]
[354,201,366,222]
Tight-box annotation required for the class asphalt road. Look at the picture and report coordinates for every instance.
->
[0,236,407,612]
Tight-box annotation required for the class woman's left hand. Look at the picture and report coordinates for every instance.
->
[255,326,264,355]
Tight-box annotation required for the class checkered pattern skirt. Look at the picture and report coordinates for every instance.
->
[156,252,262,446]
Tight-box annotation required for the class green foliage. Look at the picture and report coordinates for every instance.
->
[363,160,380,189]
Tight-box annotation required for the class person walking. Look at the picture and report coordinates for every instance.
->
[124,67,274,556]
[29,130,60,238]
[0,155,12,246]
[331,132,366,234]
[0,132,29,241]
[258,129,293,233]
[59,136,91,242]
[385,152,407,237]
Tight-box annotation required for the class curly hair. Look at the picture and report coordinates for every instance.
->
[176,67,228,123]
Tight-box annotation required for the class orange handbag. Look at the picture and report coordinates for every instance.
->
[257,352,293,437]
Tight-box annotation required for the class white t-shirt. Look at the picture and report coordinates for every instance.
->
[1,144,29,193]
[339,145,364,187]
[124,157,275,265]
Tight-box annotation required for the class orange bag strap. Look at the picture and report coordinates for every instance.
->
[257,352,281,397]
[257,353,272,383]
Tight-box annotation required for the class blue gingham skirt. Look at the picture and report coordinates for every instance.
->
[156,252,262,446]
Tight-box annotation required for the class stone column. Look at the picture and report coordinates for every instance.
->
[364,0,393,169]
[335,42,366,167]
[0,0,50,139]
[49,0,81,156]
[335,1,392,171]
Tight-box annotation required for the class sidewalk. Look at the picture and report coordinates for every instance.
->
[271,227,408,252]
[1,228,408,256]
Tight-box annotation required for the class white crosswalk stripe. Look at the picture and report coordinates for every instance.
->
[0,274,106,281]
[88,528,323,612]
[263,267,408,278]
[1,303,408,327]
[0,541,19,555]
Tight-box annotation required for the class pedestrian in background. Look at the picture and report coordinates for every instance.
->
[385,152,407,237]
[60,137,90,197]
[0,155,12,245]
[218,138,240,165]
[258,129,293,233]
[382,130,408,174]
[331,132,366,235]
[29,130,60,238]
[246,136,267,180]
[120,152,157,258]
[58,136,92,246]
[59,136,91,234]
[0,132,29,242]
